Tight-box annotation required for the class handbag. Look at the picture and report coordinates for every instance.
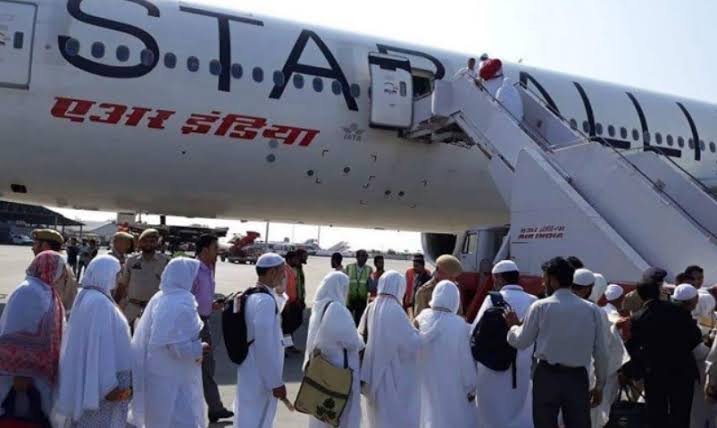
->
[605,384,646,428]
[294,302,353,427]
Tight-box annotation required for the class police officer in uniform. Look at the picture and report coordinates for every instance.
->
[31,229,78,313]
[109,231,135,267]
[115,229,169,326]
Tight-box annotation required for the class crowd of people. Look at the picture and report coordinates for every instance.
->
[1,228,717,428]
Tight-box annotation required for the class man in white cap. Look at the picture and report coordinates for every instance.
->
[603,285,625,320]
[234,253,287,428]
[472,260,537,428]
[572,269,630,428]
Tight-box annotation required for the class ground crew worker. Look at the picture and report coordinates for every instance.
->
[109,231,134,266]
[345,249,373,325]
[31,229,78,313]
[115,229,169,327]
[413,255,463,318]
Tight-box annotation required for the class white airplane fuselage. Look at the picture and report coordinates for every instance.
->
[2,0,717,233]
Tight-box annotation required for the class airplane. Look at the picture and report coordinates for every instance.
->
[3,0,717,290]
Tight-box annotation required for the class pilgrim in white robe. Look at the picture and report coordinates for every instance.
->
[496,77,524,122]
[234,284,284,428]
[415,280,477,428]
[692,342,712,428]
[359,271,439,428]
[130,258,206,428]
[304,272,365,428]
[472,284,537,428]
[54,255,132,428]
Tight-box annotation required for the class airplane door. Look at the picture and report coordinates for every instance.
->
[0,1,37,89]
[369,53,413,129]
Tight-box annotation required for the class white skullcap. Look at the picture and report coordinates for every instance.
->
[604,284,624,301]
[492,260,519,274]
[573,268,596,287]
[673,284,698,302]
[257,252,284,269]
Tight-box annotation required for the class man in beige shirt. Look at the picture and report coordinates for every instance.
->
[31,229,77,313]
[413,255,464,318]
[115,229,169,326]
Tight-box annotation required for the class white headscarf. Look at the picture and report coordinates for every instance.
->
[589,273,608,304]
[428,280,461,313]
[360,271,413,398]
[55,256,131,422]
[303,272,363,369]
[130,258,203,427]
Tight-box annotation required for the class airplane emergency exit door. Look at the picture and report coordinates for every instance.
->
[368,53,413,129]
[0,1,37,89]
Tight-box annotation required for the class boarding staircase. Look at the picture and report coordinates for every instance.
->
[407,77,717,281]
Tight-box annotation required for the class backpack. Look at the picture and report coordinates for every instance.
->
[222,287,277,365]
[471,291,518,388]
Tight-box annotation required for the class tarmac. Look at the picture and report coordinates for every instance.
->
[0,244,413,427]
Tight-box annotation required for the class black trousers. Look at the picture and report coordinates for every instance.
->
[533,361,591,428]
[200,317,225,414]
[644,372,694,428]
[348,298,367,326]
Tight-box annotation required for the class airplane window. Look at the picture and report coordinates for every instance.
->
[64,38,80,56]
[700,140,706,150]
[293,74,304,89]
[91,42,104,59]
[141,49,155,67]
[655,133,662,144]
[351,84,361,98]
[689,139,694,149]
[569,119,577,130]
[679,137,685,148]
[620,127,628,139]
[632,129,640,141]
[231,63,243,79]
[187,56,199,72]
[116,45,130,62]
[313,77,324,93]
[595,123,603,135]
[582,121,590,133]
[209,60,222,76]
[644,131,651,143]
[13,32,23,49]
[667,135,674,146]
[710,142,716,153]
[331,80,342,95]
[273,71,285,86]
[399,81,407,97]
[608,125,615,137]
[164,53,177,69]
[252,67,263,82]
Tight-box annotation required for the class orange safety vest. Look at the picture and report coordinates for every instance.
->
[284,265,298,302]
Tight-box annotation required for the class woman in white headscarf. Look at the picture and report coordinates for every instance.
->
[130,257,207,428]
[0,251,66,425]
[415,281,478,428]
[54,255,132,427]
[359,271,439,428]
[303,272,364,428]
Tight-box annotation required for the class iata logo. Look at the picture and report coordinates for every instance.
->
[342,123,364,142]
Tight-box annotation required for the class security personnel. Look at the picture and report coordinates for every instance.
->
[109,231,135,266]
[31,228,78,313]
[115,229,169,326]
[345,249,373,326]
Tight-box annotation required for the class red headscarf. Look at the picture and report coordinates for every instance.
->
[0,251,65,384]
[479,58,503,80]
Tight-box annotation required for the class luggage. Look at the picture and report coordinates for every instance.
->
[470,292,518,387]
[222,287,277,365]
[295,302,353,427]
[605,385,647,428]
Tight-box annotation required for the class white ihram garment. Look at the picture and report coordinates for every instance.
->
[472,284,537,428]
[359,271,439,428]
[415,281,477,428]
[130,258,206,428]
[304,272,365,428]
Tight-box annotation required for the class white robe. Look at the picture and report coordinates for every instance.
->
[496,77,524,121]
[304,272,365,428]
[415,281,478,428]
[472,285,537,428]
[692,343,711,428]
[602,303,620,321]
[130,258,206,428]
[359,271,439,428]
[234,284,284,428]
[54,256,132,426]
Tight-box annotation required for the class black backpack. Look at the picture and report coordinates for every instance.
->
[471,292,518,388]
[222,287,277,365]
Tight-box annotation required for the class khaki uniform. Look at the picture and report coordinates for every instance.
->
[57,263,78,313]
[413,277,465,318]
[623,287,671,314]
[109,249,128,267]
[120,252,169,323]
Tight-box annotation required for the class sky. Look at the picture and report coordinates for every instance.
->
[55,0,717,251]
